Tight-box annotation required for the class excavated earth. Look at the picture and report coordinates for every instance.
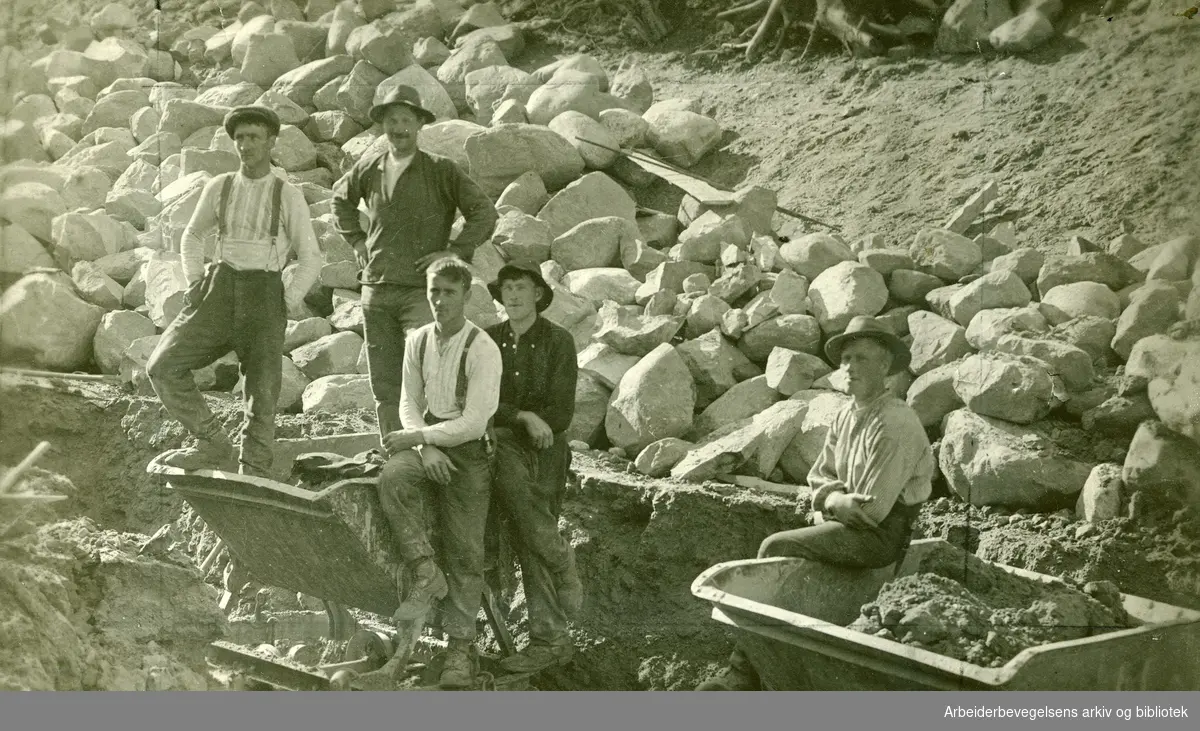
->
[2,377,1199,690]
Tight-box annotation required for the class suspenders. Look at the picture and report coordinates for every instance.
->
[418,325,497,454]
[215,173,285,268]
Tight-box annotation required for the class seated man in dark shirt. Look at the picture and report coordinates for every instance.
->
[484,264,584,674]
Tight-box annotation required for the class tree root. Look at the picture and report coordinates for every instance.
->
[736,0,931,63]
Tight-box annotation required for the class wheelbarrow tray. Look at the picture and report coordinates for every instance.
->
[147,455,401,617]
[691,538,1200,691]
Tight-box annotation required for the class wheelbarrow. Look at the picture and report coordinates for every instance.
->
[691,537,1200,691]
[146,443,529,691]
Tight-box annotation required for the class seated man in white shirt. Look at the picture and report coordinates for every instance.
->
[371,257,503,689]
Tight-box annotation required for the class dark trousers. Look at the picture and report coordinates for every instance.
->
[728,502,920,676]
[492,428,573,648]
[360,284,433,437]
[376,440,493,642]
[146,263,285,474]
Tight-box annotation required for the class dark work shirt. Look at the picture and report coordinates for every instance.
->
[331,148,497,287]
[485,316,578,435]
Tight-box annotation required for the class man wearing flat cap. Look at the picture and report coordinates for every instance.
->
[483,264,584,674]
[147,105,321,476]
[697,315,934,691]
[332,85,498,443]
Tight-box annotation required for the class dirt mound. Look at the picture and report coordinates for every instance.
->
[849,544,1135,667]
[0,516,225,690]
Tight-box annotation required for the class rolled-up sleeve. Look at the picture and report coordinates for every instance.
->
[850,420,923,525]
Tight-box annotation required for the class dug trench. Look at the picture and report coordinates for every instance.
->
[3,376,1199,691]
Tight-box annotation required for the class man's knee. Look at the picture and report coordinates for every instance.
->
[145,340,176,384]
[378,451,426,502]
[756,531,790,559]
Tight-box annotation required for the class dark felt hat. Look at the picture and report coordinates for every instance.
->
[223,105,281,138]
[369,85,436,125]
[488,263,553,313]
[823,316,911,375]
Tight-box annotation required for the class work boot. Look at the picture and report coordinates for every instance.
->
[159,433,237,472]
[499,642,574,674]
[554,545,584,620]
[438,639,475,689]
[393,557,448,622]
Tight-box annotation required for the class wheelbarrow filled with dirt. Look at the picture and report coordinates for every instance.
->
[691,538,1200,691]
[146,440,526,691]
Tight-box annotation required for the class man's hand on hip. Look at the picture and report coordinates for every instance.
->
[417,445,457,485]
[825,491,879,529]
[518,411,554,449]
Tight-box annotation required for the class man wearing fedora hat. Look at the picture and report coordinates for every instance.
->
[333,85,497,444]
[147,105,321,476]
[697,315,934,691]
[483,264,585,674]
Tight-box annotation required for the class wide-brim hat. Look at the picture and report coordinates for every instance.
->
[369,85,436,125]
[223,105,281,138]
[488,263,553,313]
[823,316,911,375]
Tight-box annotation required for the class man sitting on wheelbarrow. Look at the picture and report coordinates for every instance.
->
[696,316,935,691]
[364,257,503,689]
[484,263,585,675]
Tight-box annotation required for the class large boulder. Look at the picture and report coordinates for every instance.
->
[642,107,721,168]
[936,0,1015,54]
[565,372,612,446]
[0,223,55,275]
[1075,463,1124,523]
[990,334,1094,393]
[550,216,635,271]
[562,268,641,306]
[346,20,414,76]
[1111,281,1182,360]
[1036,252,1143,299]
[605,344,696,455]
[675,212,751,265]
[1040,281,1121,325]
[536,172,637,238]
[526,69,620,126]
[909,228,982,281]
[939,408,1093,509]
[547,111,619,170]
[945,270,1031,327]
[908,310,973,375]
[689,375,781,439]
[807,261,888,334]
[464,65,534,126]
[436,38,507,112]
[671,400,808,482]
[675,328,762,409]
[290,331,365,379]
[737,314,822,363]
[272,55,356,108]
[301,374,374,413]
[93,309,156,374]
[591,300,682,356]
[952,352,1054,424]
[906,362,964,428]
[965,305,1049,351]
[778,233,855,280]
[0,182,67,242]
[1126,332,1200,447]
[1122,420,1200,506]
[0,271,106,370]
[464,123,585,198]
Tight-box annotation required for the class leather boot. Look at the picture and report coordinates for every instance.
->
[438,638,475,689]
[393,556,448,622]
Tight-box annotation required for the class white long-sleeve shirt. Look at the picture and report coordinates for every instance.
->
[179,171,321,307]
[399,320,502,448]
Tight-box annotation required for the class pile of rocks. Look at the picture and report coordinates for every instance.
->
[935,0,1068,55]
[0,0,718,413]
